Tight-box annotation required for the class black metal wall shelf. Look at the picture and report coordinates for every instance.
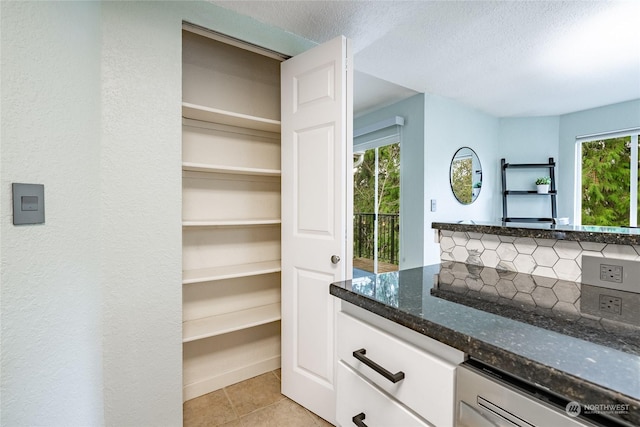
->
[501,157,557,223]
[504,190,558,195]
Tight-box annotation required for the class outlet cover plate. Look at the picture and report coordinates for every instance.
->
[598,294,622,314]
[582,255,639,294]
[581,284,640,326]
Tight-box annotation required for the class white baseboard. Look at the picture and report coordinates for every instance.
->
[183,356,281,402]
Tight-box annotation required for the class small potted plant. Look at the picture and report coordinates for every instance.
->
[535,177,551,194]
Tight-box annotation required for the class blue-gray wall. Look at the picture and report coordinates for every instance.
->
[558,100,640,223]
[356,92,502,265]
[423,94,499,263]
[359,94,639,265]
[497,116,560,220]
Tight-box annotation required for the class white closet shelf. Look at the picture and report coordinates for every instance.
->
[182,162,281,176]
[183,219,281,227]
[182,102,281,133]
[182,260,281,285]
[183,303,281,343]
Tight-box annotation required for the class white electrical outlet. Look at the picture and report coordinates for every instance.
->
[599,294,622,314]
[600,264,623,283]
[581,283,640,326]
[582,255,639,294]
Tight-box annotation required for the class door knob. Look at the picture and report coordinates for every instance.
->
[331,255,341,264]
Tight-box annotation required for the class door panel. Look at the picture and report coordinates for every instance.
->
[281,35,353,423]
[296,126,334,234]
[295,63,335,107]
[295,268,334,383]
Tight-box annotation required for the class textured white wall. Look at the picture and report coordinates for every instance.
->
[99,3,183,425]
[1,2,104,425]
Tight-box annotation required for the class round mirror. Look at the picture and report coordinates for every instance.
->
[450,147,482,204]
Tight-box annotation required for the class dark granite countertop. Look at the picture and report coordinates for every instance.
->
[432,220,640,245]
[330,263,640,426]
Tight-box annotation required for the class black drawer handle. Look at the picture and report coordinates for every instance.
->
[352,412,367,427]
[352,348,405,383]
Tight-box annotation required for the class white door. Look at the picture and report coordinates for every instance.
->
[281,35,353,423]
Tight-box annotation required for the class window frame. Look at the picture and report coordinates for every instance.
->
[353,117,404,273]
[575,128,640,226]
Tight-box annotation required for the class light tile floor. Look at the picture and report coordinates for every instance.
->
[183,370,334,427]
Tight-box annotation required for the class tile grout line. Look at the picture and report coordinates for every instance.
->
[234,396,282,423]
[238,395,322,425]
[225,371,287,424]
[184,370,333,427]
[270,368,330,426]
[271,368,325,427]
[302,407,324,426]
[222,386,241,425]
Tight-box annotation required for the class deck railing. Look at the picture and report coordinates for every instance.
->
[353,213,399,265]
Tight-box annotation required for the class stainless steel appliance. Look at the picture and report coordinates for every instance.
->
[456,359,629,427]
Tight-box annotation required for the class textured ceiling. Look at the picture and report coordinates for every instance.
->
[211,1,640,117]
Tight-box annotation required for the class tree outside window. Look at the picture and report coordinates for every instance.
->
[581,134,639,226]
[451,157,473,204]
[353,143,400,272]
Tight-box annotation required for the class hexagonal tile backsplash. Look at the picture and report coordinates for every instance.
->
[436,261,582,317]
[439,230,640,282]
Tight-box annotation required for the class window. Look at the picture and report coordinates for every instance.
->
[352,116,404,275]
[577,129,640,227]
[353,142,400,274]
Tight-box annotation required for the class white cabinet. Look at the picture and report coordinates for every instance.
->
[336,307,464,427]
[181,29,283,401]
[337,362,431,427]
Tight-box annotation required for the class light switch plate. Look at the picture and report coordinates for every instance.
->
[12,183,45,225]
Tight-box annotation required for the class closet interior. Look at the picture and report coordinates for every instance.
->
[181,27,283,401]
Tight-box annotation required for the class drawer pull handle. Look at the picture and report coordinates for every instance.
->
[352,412,368,427]
[352,348,405,383]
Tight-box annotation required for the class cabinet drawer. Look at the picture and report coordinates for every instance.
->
[337,311,457,427]
[337,361,432,427]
